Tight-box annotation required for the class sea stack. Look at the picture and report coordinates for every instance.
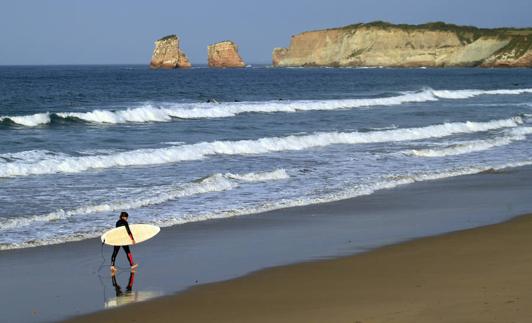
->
[272,21,532,68]
[150,35,192,69]
[208,41,246,68]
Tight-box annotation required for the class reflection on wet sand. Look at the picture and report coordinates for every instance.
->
[104,271,162,308]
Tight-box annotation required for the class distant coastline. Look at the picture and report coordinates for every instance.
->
[272,21,532,68]
[147,21,531,69]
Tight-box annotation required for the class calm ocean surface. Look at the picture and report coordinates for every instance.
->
[1,65,531,249]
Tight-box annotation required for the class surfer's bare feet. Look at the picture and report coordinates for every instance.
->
[110,265,117,273]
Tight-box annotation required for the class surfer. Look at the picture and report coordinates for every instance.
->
[110,212,138,273]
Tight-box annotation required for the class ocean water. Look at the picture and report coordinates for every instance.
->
[0,65,531,250]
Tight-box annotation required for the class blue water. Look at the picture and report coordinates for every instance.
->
[1,66,531,249]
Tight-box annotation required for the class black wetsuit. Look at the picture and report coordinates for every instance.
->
[111,219,135,266]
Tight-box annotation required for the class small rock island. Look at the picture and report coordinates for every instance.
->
[150,35,192,69]
[208,41,246,68]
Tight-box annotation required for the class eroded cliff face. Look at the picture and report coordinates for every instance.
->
[208,41,245,68]
[273,22,532,68]
[150,35,191,69]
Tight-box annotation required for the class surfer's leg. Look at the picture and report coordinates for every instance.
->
[123,245,136,267]
[111,246,119,272]
[127,272,135,291]
[112,274,122,296]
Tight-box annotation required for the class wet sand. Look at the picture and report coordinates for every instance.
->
[68,213,532,323]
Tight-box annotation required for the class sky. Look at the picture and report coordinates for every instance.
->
[0,0,530,65]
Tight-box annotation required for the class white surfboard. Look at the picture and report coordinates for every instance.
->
[101,224,160,246]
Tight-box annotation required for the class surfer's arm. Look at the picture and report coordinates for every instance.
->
[124,223,136,244]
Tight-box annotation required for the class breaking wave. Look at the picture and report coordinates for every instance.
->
[1,87,530,126]
[432,88,532,99]
[3,160,531,250]
[220,160,532,223]
[0,169,289,231]
[0,116,522,178]
[408,137,515,157]
[406,127,532,157]
[0,113,51,127]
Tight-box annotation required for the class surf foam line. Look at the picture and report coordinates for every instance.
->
[3,160,532,250]
[431,88,532,99]
[154,160,532,230]
[0,169,289,231]
[0,116,523,178]
[405,126,532,157]
[0,91,436,126]
[1,87,531,126]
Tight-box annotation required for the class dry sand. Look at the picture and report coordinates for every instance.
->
[67,213,532,323]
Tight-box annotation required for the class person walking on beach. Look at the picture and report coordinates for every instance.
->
[111,212,138,273]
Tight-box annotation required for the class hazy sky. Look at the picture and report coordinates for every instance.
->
[0,0,530,65]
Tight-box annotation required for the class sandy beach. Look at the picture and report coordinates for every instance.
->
[68,212,532,323]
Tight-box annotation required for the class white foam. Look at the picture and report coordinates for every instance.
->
[406,126,532,157]
[160,160,532,229]
[2,87,530,126]
[367,125,398,131]
[508,126,532,136]
[0,113,51,127]
[57,107,172,123]
[55,90,437,123]
[407,138,507,157]
[0,150,67,163]
[0,117,522,178]
[225,169,289,182]
[407,137,515,157]
[432,88,532,99]
[3,160,532,250]
[0,169,289,231]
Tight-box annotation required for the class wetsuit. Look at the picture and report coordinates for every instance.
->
[111,219,135,267]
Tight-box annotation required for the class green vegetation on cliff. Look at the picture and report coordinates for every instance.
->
[493,35,532,59]
[158,34,177,41]
[340,21,532,45]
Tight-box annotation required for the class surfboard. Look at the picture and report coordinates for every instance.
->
[101,224,160,246]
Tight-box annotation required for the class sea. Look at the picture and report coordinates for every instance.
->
[1,65,531,251]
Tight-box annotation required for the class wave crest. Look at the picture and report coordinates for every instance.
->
[0,117,522,178]
[406,127,532,157]
[1,87,530,126]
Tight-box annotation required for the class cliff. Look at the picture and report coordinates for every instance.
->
[272,22,532,68]
[150,35,192,69]
[208,41,246,68]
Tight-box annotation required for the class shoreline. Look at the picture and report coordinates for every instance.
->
[2,164,532,322]
[67,212,532,323]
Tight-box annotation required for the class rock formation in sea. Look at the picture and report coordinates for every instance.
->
[272,22,532,68]
[150,35,192,69]
[208,41,246,68]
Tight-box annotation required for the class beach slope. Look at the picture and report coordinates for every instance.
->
[68,213,532,323]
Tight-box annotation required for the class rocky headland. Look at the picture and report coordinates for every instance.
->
[208,41,246,68]
[150,35,192,69]
[272,22,532,68]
